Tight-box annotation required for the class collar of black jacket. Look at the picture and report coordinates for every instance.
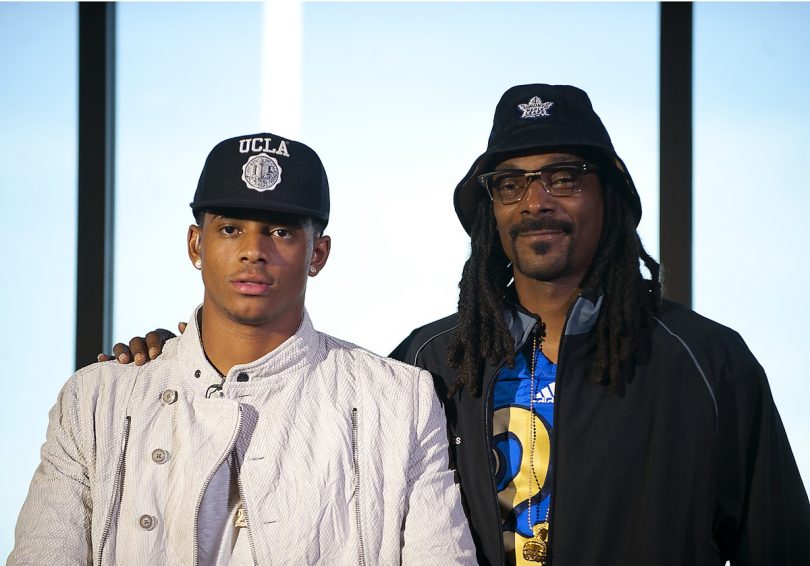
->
[503,293,603,351]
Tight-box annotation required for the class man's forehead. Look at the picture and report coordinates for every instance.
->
[496,152,586,170]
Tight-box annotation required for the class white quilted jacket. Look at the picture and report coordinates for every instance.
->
[9,309,475,565]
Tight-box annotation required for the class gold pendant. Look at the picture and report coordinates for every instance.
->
[234,505,247,528]
[522,522,549,563]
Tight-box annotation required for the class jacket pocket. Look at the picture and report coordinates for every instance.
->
[97,416,131,566]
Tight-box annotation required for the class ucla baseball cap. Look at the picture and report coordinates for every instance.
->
[191,132,330,225]
[454,84,641,234]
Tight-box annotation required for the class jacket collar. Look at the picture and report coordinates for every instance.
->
[176,305,322,396]
[503,293,604,351]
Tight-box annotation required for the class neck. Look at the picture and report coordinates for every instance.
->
[513,274,581,364]
[198,306,303,376]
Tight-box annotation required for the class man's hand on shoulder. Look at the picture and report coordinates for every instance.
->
[97,323,186,365]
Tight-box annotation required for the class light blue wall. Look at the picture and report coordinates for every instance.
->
[0,2,77,553]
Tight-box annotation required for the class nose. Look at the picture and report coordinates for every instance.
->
[519,178,557,215]
[239,230,269,263]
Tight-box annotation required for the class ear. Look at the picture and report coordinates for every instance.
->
[308,234,331,277]
[188,224,202,268]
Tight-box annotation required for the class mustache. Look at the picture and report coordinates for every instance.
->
[508,218,573,239]
[229,268,274,282]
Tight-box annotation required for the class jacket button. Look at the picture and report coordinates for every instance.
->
[151,449,168,464]
[139,514,156,530]
[194,369,201,378]
[161,389,178,405]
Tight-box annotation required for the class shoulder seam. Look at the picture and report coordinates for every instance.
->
[411,323,460,367]
[654,316,718,435]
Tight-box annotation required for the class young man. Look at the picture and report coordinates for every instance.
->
[100,86,810,565]
[8,133,475,565]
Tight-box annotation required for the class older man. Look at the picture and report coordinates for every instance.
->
[9,132,475,565]
[391,84,810,565]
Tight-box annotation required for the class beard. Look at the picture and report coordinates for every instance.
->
[507,218,576,281]
[511,239,576,281]
[223,305,274,327]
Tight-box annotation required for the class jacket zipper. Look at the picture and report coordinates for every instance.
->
[192,405,244,566]
[97,416,131,566]
[544,297,579,563]
[483,361,507,565]
[235,446,259,565]
[351,408,367,566]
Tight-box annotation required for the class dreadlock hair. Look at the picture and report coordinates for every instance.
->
[445,182,662,398]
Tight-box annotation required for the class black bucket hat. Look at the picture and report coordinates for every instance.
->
[454,84,641,234]
[191,132,330,226]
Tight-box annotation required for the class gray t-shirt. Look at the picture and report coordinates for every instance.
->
[196,452,253,565]
[197,402,258,566]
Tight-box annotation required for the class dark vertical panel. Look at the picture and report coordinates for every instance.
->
[659,2,693,306]
[76,2,115,369]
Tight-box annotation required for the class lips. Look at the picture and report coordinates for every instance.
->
[509,219,573,240]
[518,229,566,237]
[230,272,273,295]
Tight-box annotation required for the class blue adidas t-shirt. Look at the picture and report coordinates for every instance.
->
[491,343,556,564]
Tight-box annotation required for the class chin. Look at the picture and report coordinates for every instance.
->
[520,264,570,282]
[224,308,272,327]
[513,241,579,281]
[514,253,572,282]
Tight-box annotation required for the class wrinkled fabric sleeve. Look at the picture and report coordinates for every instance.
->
[400,368,476,565]
[7,376,93,565]
[714,335,810,565]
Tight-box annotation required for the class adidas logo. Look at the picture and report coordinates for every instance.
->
[534,383,555,404]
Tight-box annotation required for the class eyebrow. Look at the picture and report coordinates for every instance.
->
[210,213,304,228]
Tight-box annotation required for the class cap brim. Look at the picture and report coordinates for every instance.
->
[190,199,330,225]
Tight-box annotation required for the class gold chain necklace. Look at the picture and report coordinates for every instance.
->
[523,333,550,564]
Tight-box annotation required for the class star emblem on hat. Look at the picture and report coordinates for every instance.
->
[518,96,554,119]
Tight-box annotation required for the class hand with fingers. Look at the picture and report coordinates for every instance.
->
[97,323,186,365]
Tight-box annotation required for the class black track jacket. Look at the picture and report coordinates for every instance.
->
[390,297,810,566]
